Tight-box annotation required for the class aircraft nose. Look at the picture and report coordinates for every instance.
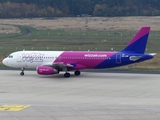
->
[2,58,8,66]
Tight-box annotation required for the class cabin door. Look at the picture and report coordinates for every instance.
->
[17,53,22,62]
[116,54,121,64]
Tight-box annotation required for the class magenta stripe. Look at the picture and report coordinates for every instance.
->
[54,51,117,69]
[127,27,150,47]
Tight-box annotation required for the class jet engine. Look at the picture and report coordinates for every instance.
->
[36,66,58,75]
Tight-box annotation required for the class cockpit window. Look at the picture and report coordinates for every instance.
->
[8,55,13,58]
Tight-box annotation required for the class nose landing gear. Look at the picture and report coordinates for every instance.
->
[20,68,25,76]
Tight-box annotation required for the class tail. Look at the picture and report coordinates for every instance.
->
[121,27,150,54]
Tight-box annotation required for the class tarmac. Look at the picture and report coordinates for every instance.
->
[0,70,160,120]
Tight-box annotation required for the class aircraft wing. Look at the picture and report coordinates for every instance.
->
[53,62,74,68]
[41,62,74,68]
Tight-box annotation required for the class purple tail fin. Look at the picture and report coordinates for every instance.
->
[121,27,150,54]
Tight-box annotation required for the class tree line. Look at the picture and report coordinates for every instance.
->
[0,0,160,18]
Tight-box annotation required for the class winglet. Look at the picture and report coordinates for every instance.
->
[121,27,150,54]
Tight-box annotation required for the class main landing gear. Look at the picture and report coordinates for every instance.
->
[20,68,25,76]
[63,70,81,78]
[74,70,81,76]
[64,72,70,78]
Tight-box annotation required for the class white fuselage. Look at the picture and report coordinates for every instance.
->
[3,51,63,68]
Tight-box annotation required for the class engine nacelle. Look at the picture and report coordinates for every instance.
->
[36,66,58,75]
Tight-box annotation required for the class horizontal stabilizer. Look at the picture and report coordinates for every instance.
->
[148,53,157,56]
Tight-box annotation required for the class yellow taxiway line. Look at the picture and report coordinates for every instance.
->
[0,105,30,111]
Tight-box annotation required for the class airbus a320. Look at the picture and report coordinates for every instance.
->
[2,27,156,78]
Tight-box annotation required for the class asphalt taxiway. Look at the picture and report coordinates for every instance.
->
[0,70,160,120]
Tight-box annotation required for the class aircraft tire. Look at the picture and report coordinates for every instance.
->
[64,73,70,78]
[20,72,24,76]
[75,70,81,76]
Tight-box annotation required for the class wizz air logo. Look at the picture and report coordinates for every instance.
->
[84,54,107,57]
[22,53,44,63]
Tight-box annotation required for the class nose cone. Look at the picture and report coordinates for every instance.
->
[2,58,8,66]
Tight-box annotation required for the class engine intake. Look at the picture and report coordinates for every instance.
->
[37,66,58,75]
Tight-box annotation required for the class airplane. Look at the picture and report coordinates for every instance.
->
[2,26,156,78]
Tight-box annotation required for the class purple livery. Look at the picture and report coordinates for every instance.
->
[2,27,155,77]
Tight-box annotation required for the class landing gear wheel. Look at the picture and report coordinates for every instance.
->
[75,70,81,76]
[20,68,25,76]
[20,72,24,76]
[64,73,70,78]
